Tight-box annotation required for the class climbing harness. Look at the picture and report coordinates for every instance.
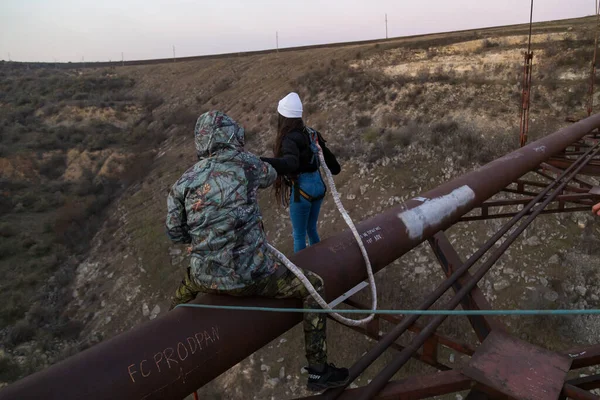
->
[266,129,377,328]
[287,129,327,203]
[293,184,326,203]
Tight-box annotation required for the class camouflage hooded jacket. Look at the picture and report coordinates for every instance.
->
[166,111,278,291]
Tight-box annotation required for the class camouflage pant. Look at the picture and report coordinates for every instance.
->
[172,267,327,366]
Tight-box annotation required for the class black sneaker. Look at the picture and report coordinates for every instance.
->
[306,363,350,392]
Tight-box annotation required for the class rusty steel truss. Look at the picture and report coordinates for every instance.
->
[2,116,600,400]
[519,0,535,148]
[588,0,600,118]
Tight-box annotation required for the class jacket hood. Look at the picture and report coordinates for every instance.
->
[194,111,245,158]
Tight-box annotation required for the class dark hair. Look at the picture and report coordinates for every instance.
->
[273,113,304,206]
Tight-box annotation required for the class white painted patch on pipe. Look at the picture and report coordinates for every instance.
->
[533,145,547,153]
[414,197,428,202]
[398,185,476,240]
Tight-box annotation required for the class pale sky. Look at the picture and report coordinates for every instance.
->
[0,0,595,63]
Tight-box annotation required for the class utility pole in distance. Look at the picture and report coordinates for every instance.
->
[8,52,11,61]
[173,45,176,63]
[121,52,124,66]
[276,31,279,52]
[385,13,388,39]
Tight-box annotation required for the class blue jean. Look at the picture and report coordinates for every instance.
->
[289,171,326,253]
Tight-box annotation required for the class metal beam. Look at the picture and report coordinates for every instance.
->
[343,299,476,356]
[568,345,600,369]
[428,232,505,341]
[562,384,600,400]
[3,114,600,400]
[539,163,595,189]
[517,179,590,193]
[329,318,452,371]
[548,158,600,176]
[459,206,591,222]
[567,374,600,391]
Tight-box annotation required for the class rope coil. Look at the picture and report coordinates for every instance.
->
[266,149,377,327]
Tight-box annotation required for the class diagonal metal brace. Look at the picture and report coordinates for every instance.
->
[428,232,506,342]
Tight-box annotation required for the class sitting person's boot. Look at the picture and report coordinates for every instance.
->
[306,363,350,391]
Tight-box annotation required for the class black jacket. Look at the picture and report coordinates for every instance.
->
[261,129,341,176]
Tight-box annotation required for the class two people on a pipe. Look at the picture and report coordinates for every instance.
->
[260,92,341,253]
[165,93,349,392]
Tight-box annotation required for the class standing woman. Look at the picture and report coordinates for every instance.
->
[261,92,341,252]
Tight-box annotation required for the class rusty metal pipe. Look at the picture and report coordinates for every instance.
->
[3,114,600,400]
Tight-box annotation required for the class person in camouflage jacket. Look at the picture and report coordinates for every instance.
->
[165,111,349,391]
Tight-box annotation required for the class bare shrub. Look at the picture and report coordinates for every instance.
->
[356,114,372,128]
[214,78,232,93]
[416,68,431,83]
[545,46,561,58]
[305,102,319,115]
[386,127,414,147]
[383,112,402,127]
[363,127,380,143]
[28,304,55,326]
[7,319,35,347]
[426,118,512,166]
[51,317,84,340]
[163,106,197,129]
[404,85,424,105]
[38,153,66,180]
[0,356,21,382]
[141,92,164,112]
[328,143,354,160]
[481,39,500,49]
[0,223,17,238]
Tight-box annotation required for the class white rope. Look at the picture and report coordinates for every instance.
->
[266,150,377,327]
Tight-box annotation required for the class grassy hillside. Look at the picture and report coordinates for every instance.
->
[1,15,600,399]
[0,65,174,381]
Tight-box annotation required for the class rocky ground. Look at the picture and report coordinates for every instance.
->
[2,15,600,399]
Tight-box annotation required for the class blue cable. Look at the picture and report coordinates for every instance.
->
[175,303,600,316]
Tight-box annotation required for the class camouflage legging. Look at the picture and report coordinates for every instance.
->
[172,267,327,366]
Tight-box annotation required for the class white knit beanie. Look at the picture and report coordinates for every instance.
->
[277,92,303,118]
